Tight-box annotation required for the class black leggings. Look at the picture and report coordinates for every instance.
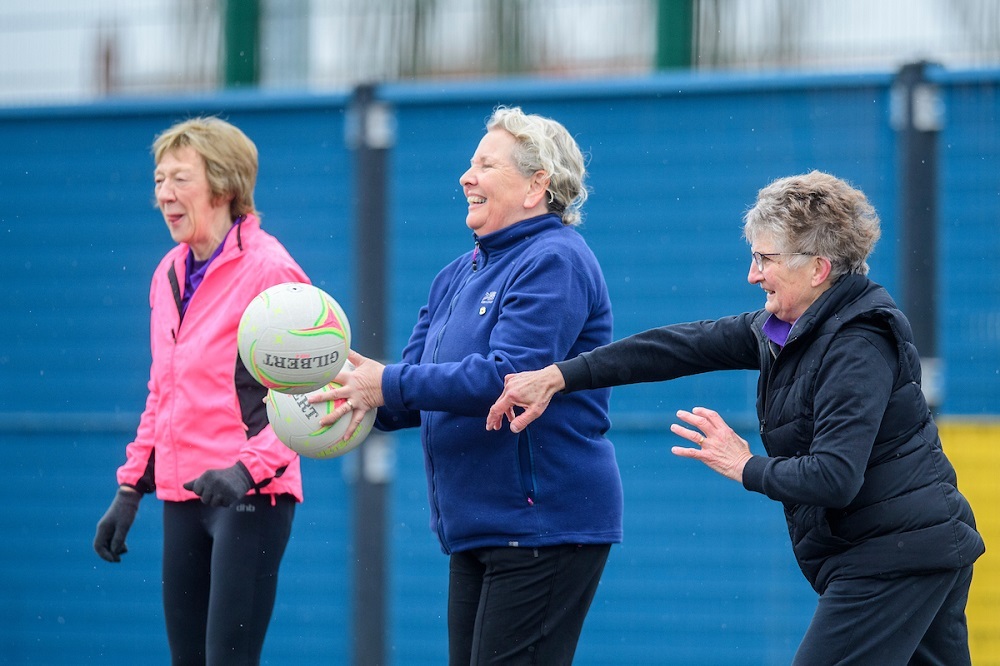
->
[448,543,611,666]
[162,494,295,666]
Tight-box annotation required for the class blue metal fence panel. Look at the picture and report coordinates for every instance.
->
[1,68,997,664]
[937,71,1000,414]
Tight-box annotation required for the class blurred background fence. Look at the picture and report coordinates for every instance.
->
[2,0,1000,106]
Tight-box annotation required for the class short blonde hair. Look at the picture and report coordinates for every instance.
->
[743,171,881,279]
[487,106,589,226]
[153,117,258,220]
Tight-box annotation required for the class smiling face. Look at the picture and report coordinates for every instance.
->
[748,238,833,323]
[459,128,547,236]
[154,146,234,260]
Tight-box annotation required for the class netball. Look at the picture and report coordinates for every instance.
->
[265,371,376,459]
[237,282,351,394]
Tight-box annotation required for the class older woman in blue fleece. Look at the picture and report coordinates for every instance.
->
[312,106,622,665]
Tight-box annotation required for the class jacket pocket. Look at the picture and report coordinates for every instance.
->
[516,430,537,506]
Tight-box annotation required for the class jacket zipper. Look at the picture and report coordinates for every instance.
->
[432,243,482,363]
[429,242,483,551]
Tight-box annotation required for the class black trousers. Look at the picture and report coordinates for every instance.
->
[794,565,974,665]
[161,494,295,666]
[447,543,611,666]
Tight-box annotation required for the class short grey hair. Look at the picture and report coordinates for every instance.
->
[486,106,589,226]
[743,171,881,279]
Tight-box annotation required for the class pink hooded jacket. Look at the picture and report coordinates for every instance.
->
[117,215,306,502]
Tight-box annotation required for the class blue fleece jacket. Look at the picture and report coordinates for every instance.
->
[376,213,623,554]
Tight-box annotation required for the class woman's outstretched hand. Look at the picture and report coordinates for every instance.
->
[486,364,566,433]
[670,406,753,482]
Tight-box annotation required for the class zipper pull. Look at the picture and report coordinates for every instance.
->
[472,241,480,272]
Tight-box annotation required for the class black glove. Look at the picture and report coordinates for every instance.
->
[94,487,142,563]
[183,462,254,508]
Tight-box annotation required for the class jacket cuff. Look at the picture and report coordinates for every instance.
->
[381,363,406,410]
[555,356,591,393]
[741,455,767,493]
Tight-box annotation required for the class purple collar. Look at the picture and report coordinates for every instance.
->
[762,314,793,347]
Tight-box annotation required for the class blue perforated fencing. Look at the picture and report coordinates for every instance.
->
[2,68,998,664]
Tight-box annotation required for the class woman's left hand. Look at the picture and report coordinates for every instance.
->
[308,350,386,437]
[670,407,753,483]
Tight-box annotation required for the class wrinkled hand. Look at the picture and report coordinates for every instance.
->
[94,487,141,563]
[309,349,385,440]
[486,364,566,433]
[183,462,253,507]
[670,407,753,482]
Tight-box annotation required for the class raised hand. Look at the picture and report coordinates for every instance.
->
[486,364,566,433]
[669,406,753,482]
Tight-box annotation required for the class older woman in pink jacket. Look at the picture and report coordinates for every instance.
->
[94,117,308,664]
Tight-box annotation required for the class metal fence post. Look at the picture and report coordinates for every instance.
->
[346,83,395,666]
[891,60,944,410]
[656,0,695,69]
[222,0,260,88]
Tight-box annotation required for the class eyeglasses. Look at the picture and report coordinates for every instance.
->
[751,251,812,272]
